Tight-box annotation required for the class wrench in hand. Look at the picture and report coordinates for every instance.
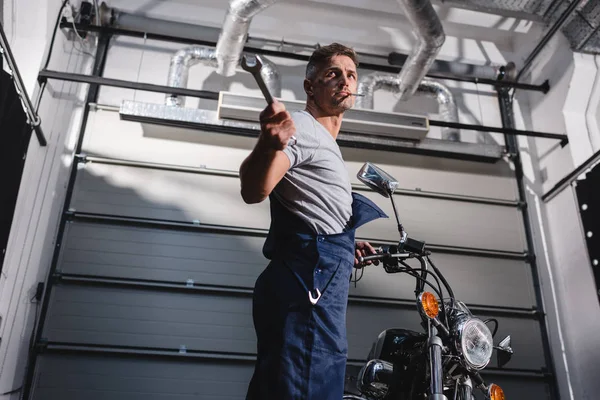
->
[241,54,297,146]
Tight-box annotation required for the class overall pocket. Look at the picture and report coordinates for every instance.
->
[312,255,353,355]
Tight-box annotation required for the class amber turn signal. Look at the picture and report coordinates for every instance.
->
[419,291,439,319]
[489,383,506,400]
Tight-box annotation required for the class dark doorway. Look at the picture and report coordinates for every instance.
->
[1,67,33,271]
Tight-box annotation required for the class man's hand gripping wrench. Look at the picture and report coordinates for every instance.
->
[241,54,297,147]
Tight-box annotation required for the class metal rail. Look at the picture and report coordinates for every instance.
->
[60,22,550,93]
[53,273,539,318]
[38,69,566,143]
[497,87,560,400]
[42,343,550,379]
[542,148,600,203]
[66,211,529,261]
[0,22,46,145]
[76,154,521,207]
[516,0,585,83]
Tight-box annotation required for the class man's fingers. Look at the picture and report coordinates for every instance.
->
[359,249,372,265]
[271,99,286,114]
[363,242,376,254]
[259,100,286,120]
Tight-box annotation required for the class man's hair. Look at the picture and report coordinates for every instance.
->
[305,43,359,80]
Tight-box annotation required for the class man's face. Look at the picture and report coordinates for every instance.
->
[307,54,358,114]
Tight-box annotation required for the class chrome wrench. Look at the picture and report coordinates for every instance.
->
[241,54,297,146]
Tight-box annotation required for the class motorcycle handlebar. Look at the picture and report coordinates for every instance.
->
[358,252,413,263]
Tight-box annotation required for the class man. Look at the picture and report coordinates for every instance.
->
[240,43,387,399]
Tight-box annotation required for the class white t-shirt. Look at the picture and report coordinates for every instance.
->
[273,110,353,234]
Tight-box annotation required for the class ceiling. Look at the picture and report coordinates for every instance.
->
[445,0,600,54]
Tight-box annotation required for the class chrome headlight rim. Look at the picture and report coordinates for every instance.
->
[454,317,493,370]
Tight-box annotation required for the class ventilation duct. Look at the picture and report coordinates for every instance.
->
[165,45,281,107]
[356,73,460,141]
[99,2,221,43]
[215,0,279,77]
[395,0,446,100]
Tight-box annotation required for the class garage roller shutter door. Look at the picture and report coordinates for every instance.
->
[29,113,551,399]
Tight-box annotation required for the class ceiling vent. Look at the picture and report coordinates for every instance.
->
[216,92,430,141]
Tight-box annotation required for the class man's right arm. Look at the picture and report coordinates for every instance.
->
[239,101,296,204]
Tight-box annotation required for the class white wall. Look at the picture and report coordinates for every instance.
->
[517,32,600,400]
[2,0,51,96]
[0,1,94,397]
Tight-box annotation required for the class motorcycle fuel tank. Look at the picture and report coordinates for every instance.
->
[368,328,427,362]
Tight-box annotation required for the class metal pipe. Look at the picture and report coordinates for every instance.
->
[497,87,560,400]
[395,0,446,100]
[101,2,221,43]
[542,148,600,203]
[166,46,217,107]
[38,70,564,144]
[356,73,460,141]
[165,46,281,107]
[427,120,567,143]
[0,21,47,146]
[45,343,257,361]
[215,0,279,77]
[420,79,459,141]
[62,21,551,92]
[39,69,220,100]
[80,154,519,207]
[516,0,585,82]
[388,51,500,81]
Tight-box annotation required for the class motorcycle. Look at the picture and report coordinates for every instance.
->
[343,162,514,400]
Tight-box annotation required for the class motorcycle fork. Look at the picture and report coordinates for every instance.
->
[427,321,448,400]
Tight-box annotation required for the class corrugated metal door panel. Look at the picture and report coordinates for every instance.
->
[70,163,525,252]
[82,110,518,201]
[44,285,256,354]
[59,221,535,308]
[356,190,525,251]
[350,255,536,308]
[33,353,254,400]
[342,147,518,200]
[43,284,545,370]
[70,163,271,229]
[33,353,549,400]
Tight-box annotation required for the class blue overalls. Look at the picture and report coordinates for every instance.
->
[246,192,387,400]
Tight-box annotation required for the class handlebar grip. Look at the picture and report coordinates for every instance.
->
[359,254,385,262]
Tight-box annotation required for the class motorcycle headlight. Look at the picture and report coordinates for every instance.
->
[457,318,493,370]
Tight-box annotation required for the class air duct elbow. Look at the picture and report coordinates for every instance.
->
[396,0,446,100]
[215,0,279,77]
[165,45,281,107]
[356,72,460,141]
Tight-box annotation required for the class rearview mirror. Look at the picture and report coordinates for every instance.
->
[357,162,399,198]
[495,335,513,368]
